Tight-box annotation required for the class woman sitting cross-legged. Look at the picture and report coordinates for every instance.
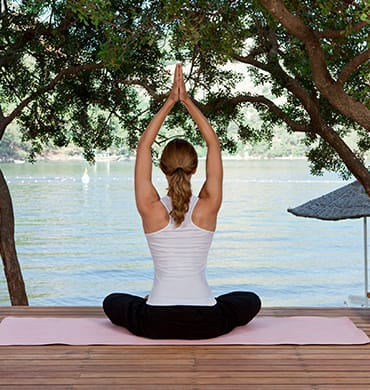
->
[103,64,261,339]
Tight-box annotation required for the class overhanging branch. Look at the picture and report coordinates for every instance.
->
[117,79,164,100]
[201,94,309,133]
[259,0,370,130]
[314,21,367,39]
[232,52,322,124]
[337,48,370,85]
[1,62,105,138]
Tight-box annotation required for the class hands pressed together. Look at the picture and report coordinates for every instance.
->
[168,63,190,104]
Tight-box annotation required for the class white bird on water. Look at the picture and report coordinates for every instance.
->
[81,168,90,184]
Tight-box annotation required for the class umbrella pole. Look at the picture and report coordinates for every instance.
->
[364,217,368,306]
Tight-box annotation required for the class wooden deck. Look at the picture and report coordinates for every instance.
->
[0,306,369,389]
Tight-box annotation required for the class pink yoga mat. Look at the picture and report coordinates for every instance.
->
[0,316,369,345]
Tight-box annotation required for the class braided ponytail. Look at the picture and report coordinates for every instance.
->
[167,168,192,226]
[160,139,198,227]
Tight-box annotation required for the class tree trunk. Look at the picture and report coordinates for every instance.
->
[317,126,370,195]
[259,0,370,131]
[0,168,28,305]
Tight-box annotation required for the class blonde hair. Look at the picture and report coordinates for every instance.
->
[160,139,198,227]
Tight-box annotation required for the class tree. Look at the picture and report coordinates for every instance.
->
[0,0,369,304]
[259,0,370,130]
[0,0,170,304]
[155,0,370,191]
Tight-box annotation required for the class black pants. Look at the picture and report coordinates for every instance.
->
[103,291,261,339]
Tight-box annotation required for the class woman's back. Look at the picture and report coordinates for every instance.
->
[145,195,216,306]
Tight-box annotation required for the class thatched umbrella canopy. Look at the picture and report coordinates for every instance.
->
[288,180,370,305]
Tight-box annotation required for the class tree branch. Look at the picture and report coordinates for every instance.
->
[232,52,322,125]
[259,0,370,131]
[0,9,80,68]
[337,48,370,85]
[0,0,8,14]
[117,79,164,100]
[0,28,37,67]
[0,63,104,139]
[201,94,310,133]
[314,21,367,39]
[233,53,269,72]
[317,125,370,195]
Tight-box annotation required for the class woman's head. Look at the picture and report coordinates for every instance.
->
[160,139,198,226]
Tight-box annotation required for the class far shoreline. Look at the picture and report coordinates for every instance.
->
[1,152,308,164]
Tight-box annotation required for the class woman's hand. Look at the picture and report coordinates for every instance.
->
[168,64,180,104]
[178,64,190,103]
[167,63,190,104]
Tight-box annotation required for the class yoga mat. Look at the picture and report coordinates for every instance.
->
[0,316,369,345]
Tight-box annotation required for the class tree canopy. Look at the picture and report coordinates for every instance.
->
[1,0,369,181]
[157,0,370,188]
[0,0,162,161]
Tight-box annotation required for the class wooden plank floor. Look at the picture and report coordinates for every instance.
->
[0,306,369,389]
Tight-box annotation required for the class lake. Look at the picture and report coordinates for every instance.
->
[0,159,367,307]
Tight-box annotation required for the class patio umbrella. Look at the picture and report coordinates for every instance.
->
[287,180,370,305]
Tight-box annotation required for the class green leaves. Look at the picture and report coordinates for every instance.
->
[67,0,115,28]
[0,0,368,181]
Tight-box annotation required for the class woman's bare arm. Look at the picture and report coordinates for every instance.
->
[134,65,180,217]
[178,65,223,212]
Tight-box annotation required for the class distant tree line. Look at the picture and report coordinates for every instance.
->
[0,112,310,161]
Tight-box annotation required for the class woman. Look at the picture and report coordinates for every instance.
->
[103,64,261,339]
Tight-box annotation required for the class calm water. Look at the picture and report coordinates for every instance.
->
[0,159,367,307]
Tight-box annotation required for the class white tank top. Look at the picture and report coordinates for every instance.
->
[145,195,216,306]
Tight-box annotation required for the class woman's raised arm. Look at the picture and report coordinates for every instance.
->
[134,64,180,217]
[178,65,223,212]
